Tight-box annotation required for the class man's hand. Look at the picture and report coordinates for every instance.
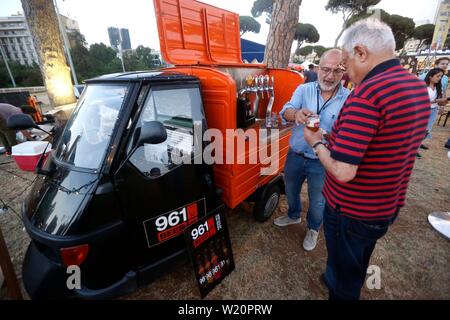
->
[295,109,315,125]
[303,126,323,146]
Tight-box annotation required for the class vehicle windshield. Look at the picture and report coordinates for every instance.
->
[54,84,128,170]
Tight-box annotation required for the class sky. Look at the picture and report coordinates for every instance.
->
[0,0,441,52]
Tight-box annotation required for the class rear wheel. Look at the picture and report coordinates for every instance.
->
[253,184,280,222]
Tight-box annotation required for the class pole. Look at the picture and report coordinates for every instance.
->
[0,225,23,300]
[54,0,78,85]
[118,27,126,72]
[0,44,17,88]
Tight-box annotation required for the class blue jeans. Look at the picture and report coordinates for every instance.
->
[284,149,326,231]
[323,203,397,300]
[426,107,439,139]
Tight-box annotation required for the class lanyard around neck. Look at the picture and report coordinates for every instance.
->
[316,86,338,115]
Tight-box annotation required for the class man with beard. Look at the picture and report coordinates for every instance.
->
[275,49,350,251]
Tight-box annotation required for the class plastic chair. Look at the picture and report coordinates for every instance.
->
[438,110,450,126]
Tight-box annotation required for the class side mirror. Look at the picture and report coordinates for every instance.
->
[6,114,38,130]
[138,121,167,145]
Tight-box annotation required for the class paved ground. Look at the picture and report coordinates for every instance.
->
[0,124,449,300]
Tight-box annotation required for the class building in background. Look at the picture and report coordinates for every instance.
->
[0,13,80,66]
[108,27,131,51]
[432,0,450,50]
[107,27,120,50]
[120,28,131,50]
[0,14,38,66]
[60,14,79,34]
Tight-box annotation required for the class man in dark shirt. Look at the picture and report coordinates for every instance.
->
[303,19,430,300]
[304,64,318,83]
[0,103,33,154]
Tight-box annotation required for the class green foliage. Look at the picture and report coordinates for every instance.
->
[240,16,261,36]
[0,61,43,88]
[294,23,320,48]
[69,32,161,82]
[0,31,161,88]
[389,14,415,50]
[123,45,161,72]
[296,45,328,58]
[251,0,273,18]
[346,9,416,50]
[325,0,382,15]
[413,24,434,46]
[325,0,382,46]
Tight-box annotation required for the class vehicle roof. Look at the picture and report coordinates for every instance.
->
[84,70,198,84]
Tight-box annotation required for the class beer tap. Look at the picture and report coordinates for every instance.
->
[252,75,261,117]
[264,75,270,99]
[266,76,275,120]
[258,75,265,99]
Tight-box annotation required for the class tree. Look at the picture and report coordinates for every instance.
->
[88,43,122,75]
[325,0,381,47]
[413,24,434,52]
[296,45,327,59]
[264,0,302,68]
[388,14,415,51]
[0,61,43,88]
[239,16,261,36]
[346,10,415,51]
[21,0,75,106]
[134,45,161,69]
[251,0,274,24]
[294,23,320,53]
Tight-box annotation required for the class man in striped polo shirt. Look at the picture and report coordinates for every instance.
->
[303,18,431,300]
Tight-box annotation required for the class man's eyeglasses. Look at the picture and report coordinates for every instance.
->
[319,66,345,76]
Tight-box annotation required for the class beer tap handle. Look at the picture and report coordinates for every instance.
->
[255,75,261,98]
[260,75,267,98]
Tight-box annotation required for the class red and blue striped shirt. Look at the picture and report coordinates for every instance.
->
[323,59,431,221]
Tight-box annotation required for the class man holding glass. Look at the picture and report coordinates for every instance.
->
[275,49,350,251]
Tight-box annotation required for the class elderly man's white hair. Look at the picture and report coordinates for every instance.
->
[341,18,395,56]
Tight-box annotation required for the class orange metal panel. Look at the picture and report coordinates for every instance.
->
[268,68,305,113]
[153,0,242,66]
[165,66,301,209]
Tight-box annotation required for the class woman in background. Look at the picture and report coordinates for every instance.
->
[419,68,447,156]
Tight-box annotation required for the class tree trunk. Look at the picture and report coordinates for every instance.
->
[296,40,304,55]
[416,40,424,53]
[264,0,301,68]
[21,0,76,107]
[334,26,346,47]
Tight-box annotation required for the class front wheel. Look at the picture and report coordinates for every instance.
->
[253,184,280,222]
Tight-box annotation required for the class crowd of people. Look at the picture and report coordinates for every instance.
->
[278,18,447,300]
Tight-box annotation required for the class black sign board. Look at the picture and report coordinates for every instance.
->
[184,206,235,298]
[143,198,206,248]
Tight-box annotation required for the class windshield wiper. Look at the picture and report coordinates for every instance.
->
[61,133,82,163]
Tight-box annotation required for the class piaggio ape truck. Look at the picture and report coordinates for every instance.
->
[8,0,303,299]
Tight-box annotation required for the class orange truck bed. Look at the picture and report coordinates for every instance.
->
[154,0,304,208]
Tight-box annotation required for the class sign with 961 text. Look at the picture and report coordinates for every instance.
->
[143,198,206,248]
[184,206,234,299]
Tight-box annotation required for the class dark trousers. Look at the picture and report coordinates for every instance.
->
[322,202,397,300]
